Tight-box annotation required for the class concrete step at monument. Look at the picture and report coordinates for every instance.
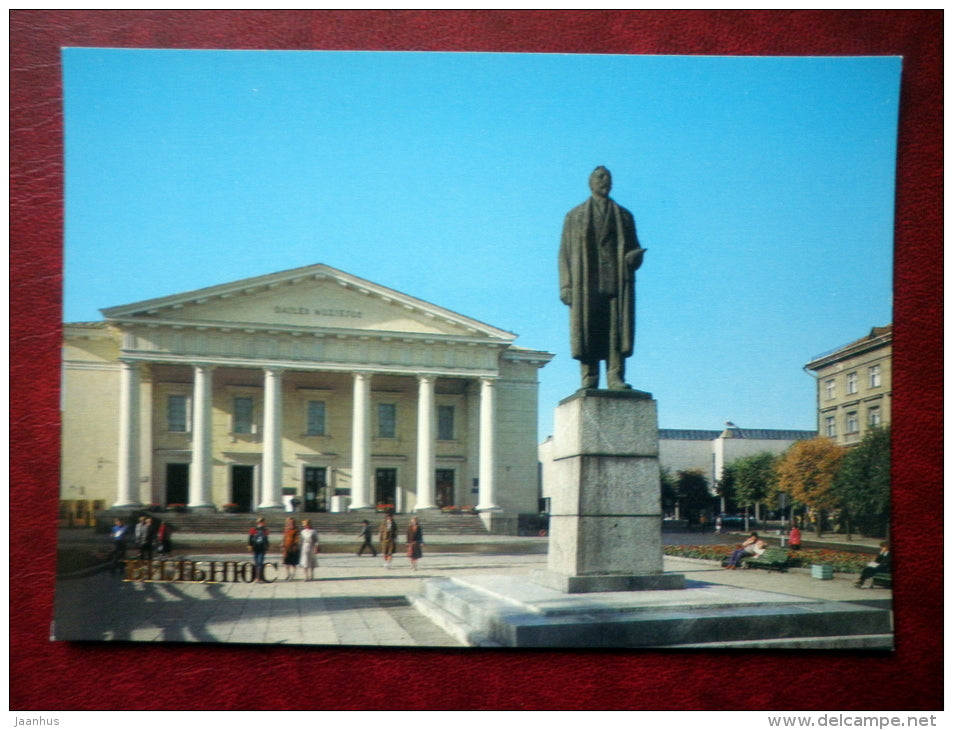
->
[415,575,894,649]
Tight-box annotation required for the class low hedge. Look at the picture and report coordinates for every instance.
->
[663,545,871,574]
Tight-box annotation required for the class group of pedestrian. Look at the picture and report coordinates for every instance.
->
[373,514,424,570]
[110,515,173,570]
[110,512,425,580]
[246,514,425,581]
[247,517,321,582]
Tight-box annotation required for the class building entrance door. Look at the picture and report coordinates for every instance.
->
[375,468,397,509]
[231,465,254,513]
[303,466,328,512]
[435,469,455,508]
[166,463,189,507]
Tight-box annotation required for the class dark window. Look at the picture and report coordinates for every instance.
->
[307,400,326,436]
[437,405,455,440]
[168,395,188,432]
[234,396,254,434]
[378,403,396,439]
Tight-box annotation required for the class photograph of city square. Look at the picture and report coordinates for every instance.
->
[53,48,899,649]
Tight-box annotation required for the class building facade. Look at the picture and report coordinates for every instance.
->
[804,325,892,447]
[61,264,552,526]
[658,425,817,491]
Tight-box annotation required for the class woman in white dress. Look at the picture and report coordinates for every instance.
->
[298,519,319,581]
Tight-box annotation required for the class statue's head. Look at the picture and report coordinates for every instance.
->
[589,166,612,198]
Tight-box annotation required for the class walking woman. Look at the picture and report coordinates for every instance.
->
[379,513,398,569]
[406,516,424,571]
[298,519,319,581]
[281,517,300,580]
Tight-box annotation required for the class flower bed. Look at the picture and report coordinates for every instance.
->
[663,545,871,574]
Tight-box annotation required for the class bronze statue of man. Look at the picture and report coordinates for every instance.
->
[559,166,646,390]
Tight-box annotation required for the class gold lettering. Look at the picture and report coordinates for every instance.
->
[123,559,144,581]
[207,561,227,583]
[261,562,278,583]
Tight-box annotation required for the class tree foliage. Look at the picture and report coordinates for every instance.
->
[774,437,845,515]
[715,463,737,512]
[832,426,891,535]
[660,468,677,514]
[730,452,778,508]
[675,469,713,520]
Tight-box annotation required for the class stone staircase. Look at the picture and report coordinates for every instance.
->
[101,509,490,536]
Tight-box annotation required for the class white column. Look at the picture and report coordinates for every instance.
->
[415,375,436,510]
[349,371,372,510]
[114,360,141,508]
[258,367,284,510]
[477,376,499,511]
[188,364,215,511]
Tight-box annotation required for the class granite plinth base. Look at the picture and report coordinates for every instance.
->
[546,389,668,588]
[531,569,684,593]
[412,574,894,649]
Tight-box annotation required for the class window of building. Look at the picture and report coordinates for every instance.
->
[869,406,882,427]
[824,379,836,400]
[846,411,859,434]
[825,416,836,438]
[437,405,455,440]
[307,400,326,436]
[846,372,858,395]
[869,364,882,388]
[233,396,254,434]
[167,394,189,432]
[378,403,397,439]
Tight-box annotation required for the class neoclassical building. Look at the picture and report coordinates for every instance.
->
[61,264,553,528]
[804,325,892,447]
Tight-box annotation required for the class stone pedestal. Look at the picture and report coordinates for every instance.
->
[533,389,684,593]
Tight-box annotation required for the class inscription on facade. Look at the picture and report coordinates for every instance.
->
[274,306,363,319]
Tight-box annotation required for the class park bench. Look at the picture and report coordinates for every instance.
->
[743,547,789,572]
[871,571,892,588]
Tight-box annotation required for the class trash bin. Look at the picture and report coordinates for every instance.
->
[811,564,833,580]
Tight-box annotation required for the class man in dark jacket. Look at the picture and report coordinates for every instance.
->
[559,166,647,390]
[855,542,891,588]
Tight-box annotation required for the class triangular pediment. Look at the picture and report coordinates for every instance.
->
[101,264,515,341]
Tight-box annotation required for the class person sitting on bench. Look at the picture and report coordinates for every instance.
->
[855,542,891,588]
[725,533,765,569]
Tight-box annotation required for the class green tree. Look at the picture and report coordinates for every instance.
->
[832,426,891,537]
[675,469,713,524]
[774,437,845,536]
[715,463,737,514]
[660,468,677,516]
[731,452,778,519]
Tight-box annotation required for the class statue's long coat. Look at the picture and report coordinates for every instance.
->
[559,196,639,361]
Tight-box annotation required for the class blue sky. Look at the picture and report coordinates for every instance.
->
[62,49,900,437]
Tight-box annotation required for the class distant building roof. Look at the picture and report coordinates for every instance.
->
[721,428,817,441]
[806,324,893,369]
[660,428,816,441]
[659,429,722,441]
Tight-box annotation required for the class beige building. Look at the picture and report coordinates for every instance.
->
[61,264,552,530]
[804,325,892,447]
